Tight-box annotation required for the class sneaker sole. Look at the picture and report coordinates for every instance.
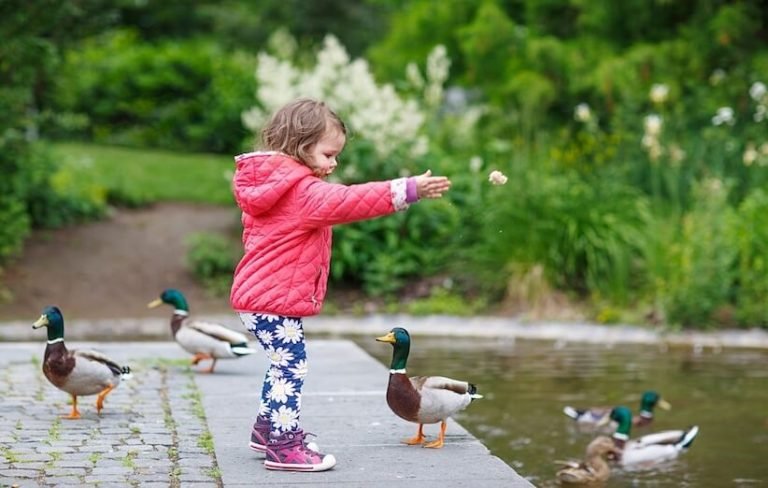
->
[264,454,336,472]
[249,441,267,453]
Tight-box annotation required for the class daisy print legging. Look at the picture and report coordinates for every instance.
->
[238,313,307,434]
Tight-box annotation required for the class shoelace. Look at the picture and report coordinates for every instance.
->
[270,430,318,450]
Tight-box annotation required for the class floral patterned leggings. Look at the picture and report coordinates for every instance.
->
[238,313,307,434]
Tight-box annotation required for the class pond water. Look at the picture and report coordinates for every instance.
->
[352,335,768,487]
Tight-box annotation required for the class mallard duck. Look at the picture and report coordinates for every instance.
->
[555,435,622,485]
[32,306,132,419]
[601,405,699,466]
[147,288,256,373]
[375,327,483,449]
[563,390,671,431]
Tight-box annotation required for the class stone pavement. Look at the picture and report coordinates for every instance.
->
[0,339,532,487]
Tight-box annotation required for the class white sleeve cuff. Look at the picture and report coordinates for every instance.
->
[390,178,410,211]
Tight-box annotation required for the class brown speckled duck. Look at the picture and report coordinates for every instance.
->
[555,436,621,485]
[376,327,483,449]
[33,306,132,419]
[148,288,256,373]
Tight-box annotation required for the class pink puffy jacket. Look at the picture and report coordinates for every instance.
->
[230,152,411,316]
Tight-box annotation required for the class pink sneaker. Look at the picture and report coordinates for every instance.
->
[264,429,336,472]
[251,417,319,455]
[249,416,271,453]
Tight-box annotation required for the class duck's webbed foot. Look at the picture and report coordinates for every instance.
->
[403,424,426,445]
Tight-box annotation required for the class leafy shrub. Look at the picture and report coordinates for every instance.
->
[654,179,738,328]
[730,188,768,327]
[470,167,650,305]
[185,233,238,296]
[52,30,255,154]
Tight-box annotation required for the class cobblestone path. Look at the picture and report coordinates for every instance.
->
[0,352,220,488]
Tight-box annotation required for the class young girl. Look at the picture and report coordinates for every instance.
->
[231,98,451,472]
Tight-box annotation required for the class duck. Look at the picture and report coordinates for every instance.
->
[147,288,256,373]
[375,327,483,449]
[563,390,671,431]
[32,306,132,419]
[555,435,622,485]
[601,405,699,466]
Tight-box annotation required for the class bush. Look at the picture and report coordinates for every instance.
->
[470,167,650,305]
[52,30,255,154]
[731,188,768,327]
[652,179,738,328]
[185,233,238,296]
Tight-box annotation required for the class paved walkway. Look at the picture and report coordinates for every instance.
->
[0,339,532,487]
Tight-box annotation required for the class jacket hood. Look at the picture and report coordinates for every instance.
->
[233,152,313,216]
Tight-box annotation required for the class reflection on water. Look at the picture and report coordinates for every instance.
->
[353,335,768,487]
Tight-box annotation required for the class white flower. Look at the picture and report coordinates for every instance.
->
[574,103,591,123]
[488,170,508,185]
[749,81,767,102]
[288,359,308,380]
[649,84,669,104]
[406,62,424,90]
[743,144,758,166]
[760,142,768,155]
[709,69,726,86]
[256,330,274,345]
[244,34,429,159]
[754,105,766,123]
[238,313,259,332]
[265,368,284,384]
[267,346,294,367]
[469,156,483,173]
[644,114,663,136]
[271,405,300,431]
[276,319,303,344]
[268,378,296,403]
[669,144,686,164]
[712,107,735,126]
[258,314,280,323]
[258,402,270,417]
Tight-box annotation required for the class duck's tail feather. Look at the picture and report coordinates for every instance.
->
[563,405,581,419]
[120,366,134,381]
[468,383,483,400]
[231,343,257,356]
[677,425,699,450]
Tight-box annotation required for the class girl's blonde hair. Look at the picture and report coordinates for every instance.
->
[261,98,346,165]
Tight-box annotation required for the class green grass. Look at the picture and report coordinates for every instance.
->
[52,142,235,205]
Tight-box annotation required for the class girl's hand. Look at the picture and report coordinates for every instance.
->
[415,170,451,199]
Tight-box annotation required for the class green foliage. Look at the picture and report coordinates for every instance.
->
[405,287,487,317]
[367,0,475,81]
[730,189,768,327]
[52,30,255,154]
[185,233,238,297]
[652,180,738,328]
[471,168,650,305]
[332,199,461,297]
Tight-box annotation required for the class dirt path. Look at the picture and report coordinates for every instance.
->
[0,203,238,322]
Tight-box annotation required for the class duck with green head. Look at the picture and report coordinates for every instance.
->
[32,306,132,419]
[563,390,671,432]
[600,405,699,466]
[376,327,483,449]
[148,288,255,373]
